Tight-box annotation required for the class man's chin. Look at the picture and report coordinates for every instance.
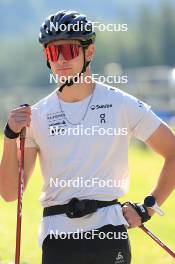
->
[55,72,79,80]
[58,74,74,83]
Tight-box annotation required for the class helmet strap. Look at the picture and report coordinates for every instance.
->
[59,46,90,92]
[47,60,51,68]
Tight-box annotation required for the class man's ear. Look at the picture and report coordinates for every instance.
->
[86,44,95,61]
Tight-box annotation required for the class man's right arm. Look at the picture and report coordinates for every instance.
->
[0,137,37,202]
[0,105,37,202]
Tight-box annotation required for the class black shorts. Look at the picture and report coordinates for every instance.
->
[42,224,131,264]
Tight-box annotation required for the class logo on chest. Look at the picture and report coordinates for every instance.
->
[47,111,67,136]
[100,113,106,124]
[90,104,112,110]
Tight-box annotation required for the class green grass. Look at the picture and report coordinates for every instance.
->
[0,135,175,263]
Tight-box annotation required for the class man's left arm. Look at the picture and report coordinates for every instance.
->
[122,123,175,227]
[145,123,175,216]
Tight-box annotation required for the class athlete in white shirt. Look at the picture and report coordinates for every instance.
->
[1,10,175,264]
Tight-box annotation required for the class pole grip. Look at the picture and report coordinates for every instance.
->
[19,104,30,139]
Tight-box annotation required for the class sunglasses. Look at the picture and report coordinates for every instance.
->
[44,44,82,62]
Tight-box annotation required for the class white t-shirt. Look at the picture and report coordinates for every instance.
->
[23,82,162,246]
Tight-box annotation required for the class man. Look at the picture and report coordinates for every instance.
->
[1,10,175,264]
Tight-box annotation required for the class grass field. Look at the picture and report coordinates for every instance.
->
[0,134,175,264]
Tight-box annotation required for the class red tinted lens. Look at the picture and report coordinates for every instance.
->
[60,44,80,61]
[44,44,80,62]
[44,45,59,62]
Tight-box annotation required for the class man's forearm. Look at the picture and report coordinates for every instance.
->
[147,155,175,216]
[0,136,19,201]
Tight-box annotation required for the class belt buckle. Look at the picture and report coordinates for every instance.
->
[66,198,98,218]
[66,198,81,218]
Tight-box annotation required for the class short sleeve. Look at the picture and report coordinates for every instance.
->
[25,125,39,148]
[124,93,162,142]
[17,121,39,149]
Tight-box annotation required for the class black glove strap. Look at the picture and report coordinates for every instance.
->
[122,202,151,223]
[4,123,20,139]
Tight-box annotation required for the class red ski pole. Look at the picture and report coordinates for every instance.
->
[15,104,29,264]
[140,225,175,259]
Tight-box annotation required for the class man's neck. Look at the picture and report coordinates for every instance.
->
[57,72,95,103]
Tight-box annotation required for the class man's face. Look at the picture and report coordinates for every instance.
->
[46,39,95,81]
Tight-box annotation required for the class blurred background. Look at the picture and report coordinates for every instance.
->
[0,0,175,127]
[0,0,175,263]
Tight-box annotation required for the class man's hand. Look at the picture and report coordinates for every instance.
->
[8,105,31,134]
[122,203,142,228]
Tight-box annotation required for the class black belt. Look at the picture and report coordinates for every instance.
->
[43,198,120,218]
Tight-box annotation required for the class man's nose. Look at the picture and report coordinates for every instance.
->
[57,53,67,63]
